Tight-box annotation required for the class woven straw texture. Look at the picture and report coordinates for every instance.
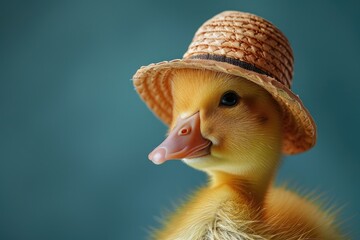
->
[184,11,294,88]
[133,11,316,154]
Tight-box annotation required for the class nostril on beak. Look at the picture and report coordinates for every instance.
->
[178,127,191,136]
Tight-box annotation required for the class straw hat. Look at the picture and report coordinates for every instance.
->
[133,11,316,154]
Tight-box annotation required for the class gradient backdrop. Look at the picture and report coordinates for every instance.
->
[1,0,359,239]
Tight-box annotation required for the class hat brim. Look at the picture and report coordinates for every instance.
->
[133,58,316,154]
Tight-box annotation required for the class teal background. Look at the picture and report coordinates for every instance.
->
[1,0,359,239]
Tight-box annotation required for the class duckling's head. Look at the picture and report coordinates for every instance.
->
[149,69,283,177]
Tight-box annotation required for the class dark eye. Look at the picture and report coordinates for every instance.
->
[219,91,240,107]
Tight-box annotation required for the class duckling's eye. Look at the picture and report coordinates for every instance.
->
[219,91,240,107]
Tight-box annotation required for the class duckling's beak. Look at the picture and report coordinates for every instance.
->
[148,112,212,165]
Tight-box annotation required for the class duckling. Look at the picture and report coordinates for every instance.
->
[132,11,344,240]
[146,69,342,240]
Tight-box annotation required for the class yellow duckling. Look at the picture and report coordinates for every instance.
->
[149,69,341,239]
[133,11,343,240]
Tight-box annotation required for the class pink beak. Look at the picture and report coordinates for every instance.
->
[148,112,212,165]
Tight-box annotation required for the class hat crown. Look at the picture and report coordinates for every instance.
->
[183,11,294,88]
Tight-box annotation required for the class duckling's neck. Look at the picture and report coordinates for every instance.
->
[208,153,281,205]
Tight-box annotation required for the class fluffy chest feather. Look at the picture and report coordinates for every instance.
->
[155,186,268,240]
